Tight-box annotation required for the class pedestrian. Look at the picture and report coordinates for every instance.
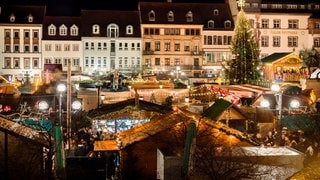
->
[264,131,275,146]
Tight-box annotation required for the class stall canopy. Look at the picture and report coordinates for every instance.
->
[94,140,119,151]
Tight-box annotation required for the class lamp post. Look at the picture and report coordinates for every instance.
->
[55,83,67,179]
[57,83,66,124]
[270,83,282,134]
[260,83,283,145]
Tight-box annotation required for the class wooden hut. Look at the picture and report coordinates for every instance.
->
[261,52,305,82]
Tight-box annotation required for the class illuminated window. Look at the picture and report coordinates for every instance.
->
[92,24,100,34]
[70,25,78,36]
[167,11,174,22]
[48,24,56,36]
[148,10,155,21]
[213,9,219,15]
[208,20,214,28]
[126,25,133,35]
[107,24,119,38]
[288,36,298,47]
[59,24,67,36]
[186,11,193,22]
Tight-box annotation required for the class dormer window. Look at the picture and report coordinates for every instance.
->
[148,10,155,21]
[213,9,219,16]
[224,20,232,28]
[167,11,174,22]
[186,11,193,22]
[208,20,214,28]
[10,13,15,22]
[28,14,34,23]
[59,24,67,36]
[70,24,78,36]
[126,25,133,35]
[107,24,119,38]
[92,24,100,34]
[48,24,56,36]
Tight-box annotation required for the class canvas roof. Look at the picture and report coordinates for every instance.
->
[117,107,256,148]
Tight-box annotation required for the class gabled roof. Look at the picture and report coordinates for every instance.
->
[117,107,256,148]
[87,99,172,118]
[261,52,292,64]
[0,116,50,147]
[138,2,234,30]
[42,16,82,40]
[81,10,141,37]
[0,5,46,24]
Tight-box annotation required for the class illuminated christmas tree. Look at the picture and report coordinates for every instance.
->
[225,0,261,84]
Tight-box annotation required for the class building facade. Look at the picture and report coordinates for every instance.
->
[42,15,82,84]
[243,0,319,58]
[81,10,142,77]
[0,5,46,83]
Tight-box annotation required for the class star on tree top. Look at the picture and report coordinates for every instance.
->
[237,0,245,9]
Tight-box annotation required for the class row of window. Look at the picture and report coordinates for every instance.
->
[144,41,199,52]
[84,42,141,51]
[145,57,200,66]
[261,36,298,47]
[4,44,39,53]
[84,57,141,67]
[9,14,34,23]
[256,19,300,29]
[144,28,201,36]
[48,24,79,36]
[44,44,79,51]
[44,58,80,66]
[204,35,232,45]
[4,57,39,69]
[92,24,134,37]
[147,9,221,23]
[5,29,39,39]
[245,3,320,10]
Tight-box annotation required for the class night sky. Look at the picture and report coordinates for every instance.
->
[1,0,225,15]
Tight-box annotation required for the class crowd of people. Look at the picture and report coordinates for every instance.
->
[253,128,318,166]
[71,127,119,179]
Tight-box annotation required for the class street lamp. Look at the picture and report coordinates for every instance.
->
[260,83,283,145]
[72,100,82,111]
[270,83,282,133]
[38,100,49,111]
[57,83,66,124]
[289,99,300,114]
[55,83,67,179]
